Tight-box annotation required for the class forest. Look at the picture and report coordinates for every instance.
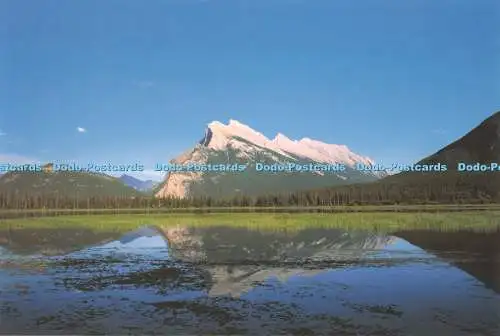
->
[0,171,498,209]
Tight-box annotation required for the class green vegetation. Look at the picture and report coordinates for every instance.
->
[1,203,500,218]
[0,171,142,201]
[302,171,500,205]
[174,140,376,199]
[1,181,500,211]
[2,211,499,233]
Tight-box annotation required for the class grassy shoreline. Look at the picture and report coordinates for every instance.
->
[1,211,499,233]
[1,204,499,218]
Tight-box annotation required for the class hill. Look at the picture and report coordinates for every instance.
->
[418,111,500,165]
[0,171,142,199]
[379,111,500,202]
[251,111,500,206]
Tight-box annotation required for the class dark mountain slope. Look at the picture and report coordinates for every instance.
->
[286,111,500,205]
[418,111,500,165]
[379,111,500,201]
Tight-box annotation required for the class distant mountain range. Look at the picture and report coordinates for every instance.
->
[119,174,158,192]
[155,120,385,198]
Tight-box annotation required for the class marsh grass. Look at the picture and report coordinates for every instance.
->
[1,211,499,234]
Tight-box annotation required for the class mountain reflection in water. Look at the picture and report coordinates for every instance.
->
[0,225,499,335]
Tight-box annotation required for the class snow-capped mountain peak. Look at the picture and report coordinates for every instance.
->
[273,133,293,143]
[203,119,375,167]
[297,138,374,166]
[204,119,292,157]
[273,130,374,167]
[156,119,384,199]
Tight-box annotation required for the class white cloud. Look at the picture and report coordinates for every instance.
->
[77,127,87,133]
[0,130,6,136]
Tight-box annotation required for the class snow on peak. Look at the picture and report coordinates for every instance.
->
[296,137,374,166]
[273,134,374,167]
[203,119,375,166]
[226,119,270,144]
[228,119,247,127]
[273,133,292,142]
[204,120,291,157]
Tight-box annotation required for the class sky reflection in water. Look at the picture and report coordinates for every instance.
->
[0,225,499,335]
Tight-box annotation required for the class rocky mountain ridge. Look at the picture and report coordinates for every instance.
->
[155,120,385,198]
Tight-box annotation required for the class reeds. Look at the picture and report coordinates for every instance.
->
[1,211,499,234]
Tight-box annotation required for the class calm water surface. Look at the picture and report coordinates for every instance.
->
[0,224,499,335]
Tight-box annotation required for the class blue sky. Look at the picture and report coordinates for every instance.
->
[1,0,498,180]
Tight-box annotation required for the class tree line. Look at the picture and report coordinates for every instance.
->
[0,172,498,209]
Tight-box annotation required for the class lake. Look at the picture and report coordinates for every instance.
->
[1,218,499,335]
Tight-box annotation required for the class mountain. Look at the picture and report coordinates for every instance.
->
[155,120,385,198]
[119,174,158,192]
[385,111,500,184]
[0,171,142,198]
[383,111,500,201]
[418,111,500,166]
[304,111,500,204]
